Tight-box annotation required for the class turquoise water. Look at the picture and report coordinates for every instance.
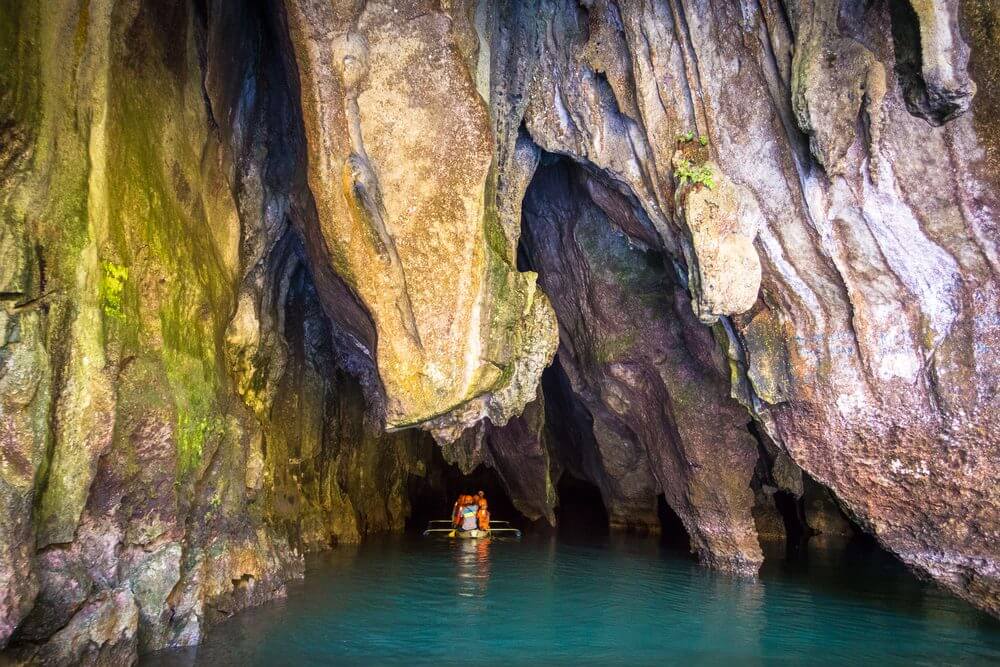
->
[147,535,1000,666]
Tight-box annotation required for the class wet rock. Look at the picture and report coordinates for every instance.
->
[15,548,93,643]
[752,487,788,544]
[121,543,182,652]
[0,309,48,647]
[27,588,139,667]
[803,479,854,538]
[0,64,52,645]
[483,392,557,525]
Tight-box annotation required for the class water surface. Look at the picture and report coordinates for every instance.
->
[146,535,1000,665]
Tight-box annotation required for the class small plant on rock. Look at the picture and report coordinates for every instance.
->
[676,130,711,147]
[675,158,715,190]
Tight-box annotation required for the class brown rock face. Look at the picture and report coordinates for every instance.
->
[521,161,762,572]
[281,0,557,436]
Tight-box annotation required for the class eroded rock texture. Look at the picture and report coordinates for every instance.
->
[282,0,558,438]
[488,0,998,615]
[521,160,762,572]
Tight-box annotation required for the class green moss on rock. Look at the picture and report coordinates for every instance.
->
[99,261,128,321]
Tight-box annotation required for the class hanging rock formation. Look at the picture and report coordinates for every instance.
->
[281,0,559,439]
[0,0,998,662]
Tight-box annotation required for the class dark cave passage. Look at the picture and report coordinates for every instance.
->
[555,474,609,537]
[773,489,811,551]
[656,494,692,553]
[404,446,526,534]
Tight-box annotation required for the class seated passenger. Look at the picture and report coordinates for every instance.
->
[477,498,490,531]
[460,500,479,532]
[452,494,466,527]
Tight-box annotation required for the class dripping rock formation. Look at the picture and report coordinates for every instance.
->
[0,0,997,662]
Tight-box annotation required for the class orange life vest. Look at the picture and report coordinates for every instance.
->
[477,508,490,531]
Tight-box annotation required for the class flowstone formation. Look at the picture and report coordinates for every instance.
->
[1,0,998,662]
[282,0,558,439]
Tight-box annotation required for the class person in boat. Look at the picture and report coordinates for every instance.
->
[453,494,469,526]
[476,497,490,532]
[459,498,479,532]
[452,494,465,527]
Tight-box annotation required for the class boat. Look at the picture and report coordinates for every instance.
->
[422,520,522,539]
[455,528,491,539]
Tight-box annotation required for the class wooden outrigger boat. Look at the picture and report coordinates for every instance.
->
[422,520,522,539]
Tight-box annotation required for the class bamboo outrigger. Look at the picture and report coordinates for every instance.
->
[422,519,522,539]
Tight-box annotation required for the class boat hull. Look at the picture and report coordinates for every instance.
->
[455,529,490,539]
[422,521,520,538]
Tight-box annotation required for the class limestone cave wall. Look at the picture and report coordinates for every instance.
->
[0,1,440,662]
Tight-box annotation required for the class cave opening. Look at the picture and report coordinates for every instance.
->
[773,489,811,549]
[272,227,531,542]
[404,445,526,535]
[555,474,610,537]
[656,494,693,553]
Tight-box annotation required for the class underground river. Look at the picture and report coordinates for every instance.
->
[145,533,1000,665]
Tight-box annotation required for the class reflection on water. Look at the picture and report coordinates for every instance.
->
[455,538,491,598]
[145,534,1000,666]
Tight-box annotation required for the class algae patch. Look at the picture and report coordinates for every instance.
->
[100,260,128,321]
